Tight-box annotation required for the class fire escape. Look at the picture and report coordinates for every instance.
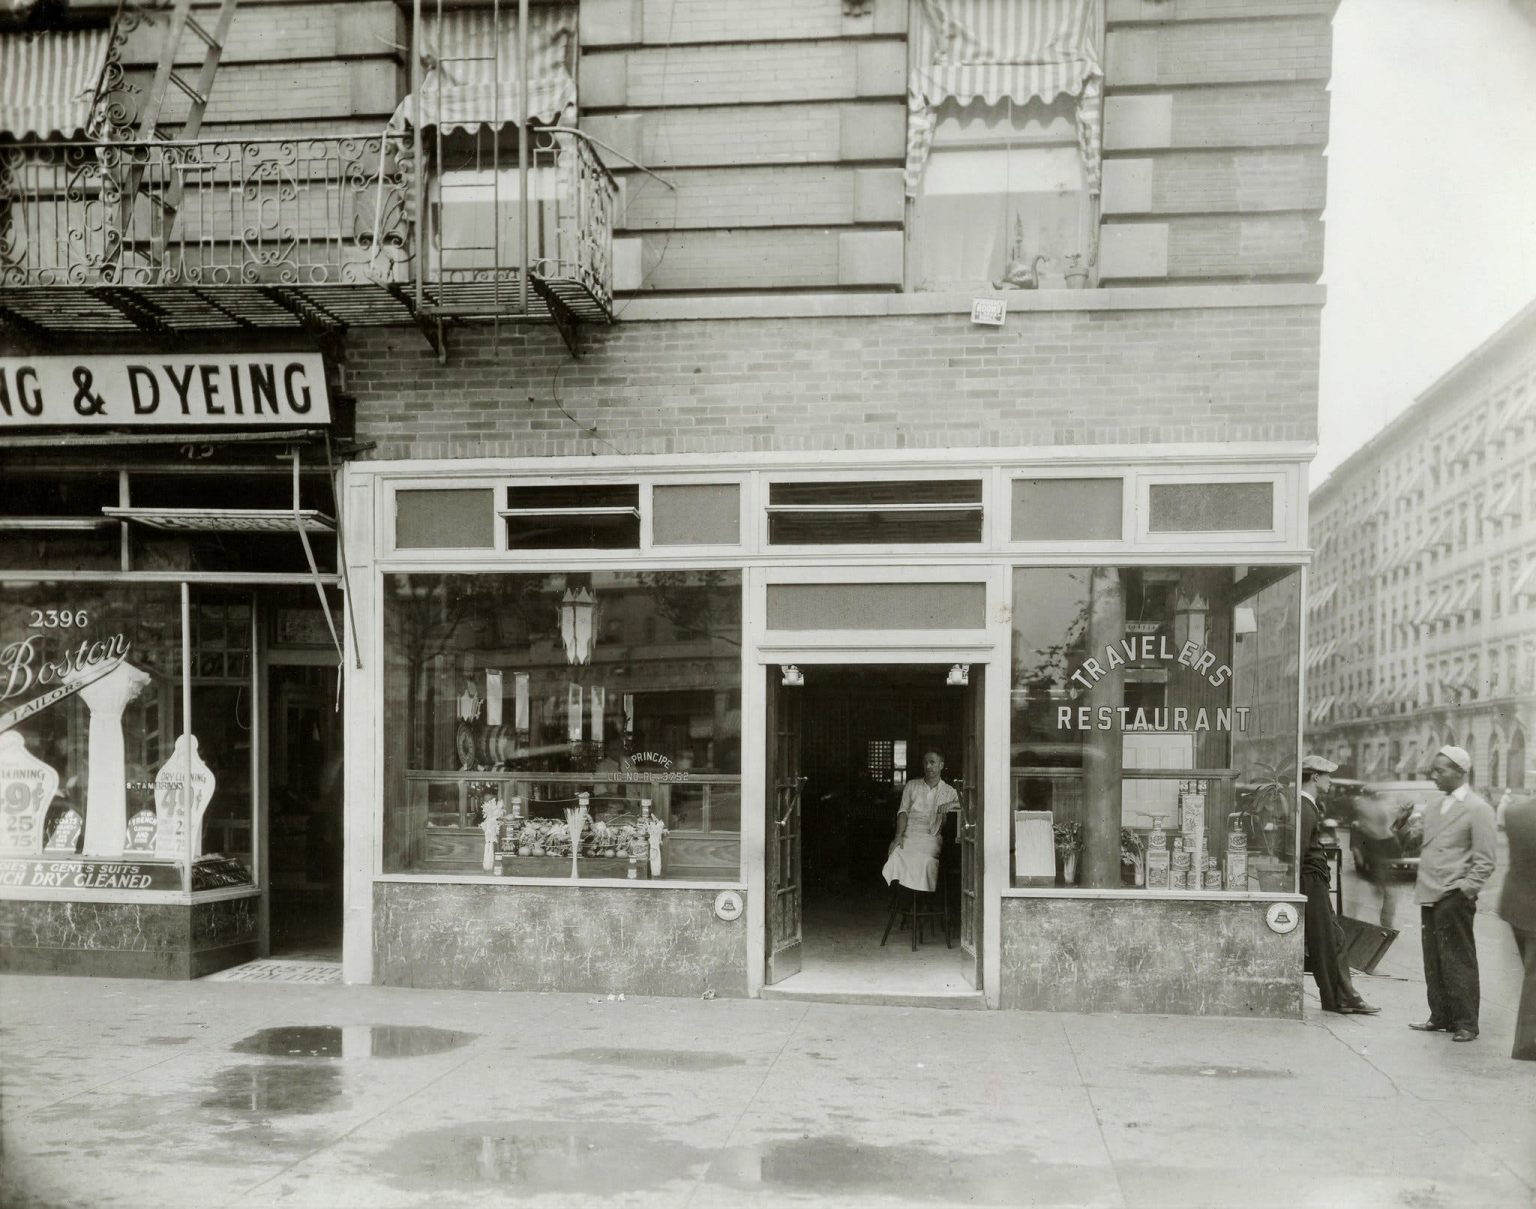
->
[0,0,616,356]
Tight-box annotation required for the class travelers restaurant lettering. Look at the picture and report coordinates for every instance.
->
[0,353,331,428]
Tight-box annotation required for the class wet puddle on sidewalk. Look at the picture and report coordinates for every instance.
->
[545,1048,745,1071]
[199,1025,480,1119]
[375,1121,1055,1203]
[230,1025,475,1060]
[202,1065,344,1116]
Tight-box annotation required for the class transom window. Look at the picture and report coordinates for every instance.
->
[766,480,983,545]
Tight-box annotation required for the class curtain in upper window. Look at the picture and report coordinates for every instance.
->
[392,4,576,133]
[905,0,1102,197]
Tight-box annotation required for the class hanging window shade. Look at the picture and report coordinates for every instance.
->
[392,4,576,132]
[905,0,1102,197]
[0,28,110,139]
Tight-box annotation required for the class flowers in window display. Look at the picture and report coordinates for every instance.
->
[1120,828,1146,886]
[503,814,663,859]
[1053,819,1083,886]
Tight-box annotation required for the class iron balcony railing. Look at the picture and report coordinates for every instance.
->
[0,129,615,333]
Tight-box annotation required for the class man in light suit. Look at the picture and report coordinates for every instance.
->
[1407,745,1497,1043]
[1498,790,1536,1060]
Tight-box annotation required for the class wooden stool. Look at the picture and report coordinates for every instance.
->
[879,867,952,950]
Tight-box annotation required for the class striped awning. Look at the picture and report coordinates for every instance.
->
[1305,638,1338,670]
[1499,387,1533,434]
[0,28,110,139]
[1450,577,1481,618]
[1484,481,1521,522]
[1449,413,1488,465]
[391,5,576,133]
[1396,463,1428,502]
[1417,516,1453,556]
[905,0,1102,196]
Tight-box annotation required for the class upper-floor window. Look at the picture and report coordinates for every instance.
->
[398,4,582,283]
[905,0,1102,291]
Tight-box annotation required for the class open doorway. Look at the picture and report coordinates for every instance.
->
[767,663,982,998]
[267,665,343,960]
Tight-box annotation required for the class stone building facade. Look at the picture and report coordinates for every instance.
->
[3,0,1338,1016]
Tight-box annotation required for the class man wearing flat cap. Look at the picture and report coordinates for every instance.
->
[1409,745,1497,1042]
[1299,755,1378,1015]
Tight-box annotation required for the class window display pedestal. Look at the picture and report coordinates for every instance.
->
[0,894,259,979]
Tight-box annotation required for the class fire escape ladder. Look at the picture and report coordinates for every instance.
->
[110,0,241,274]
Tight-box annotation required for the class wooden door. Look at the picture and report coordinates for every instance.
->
[765,666,804,983]
[958,665,984,987]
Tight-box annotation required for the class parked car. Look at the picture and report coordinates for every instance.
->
[1346,781,1435,877]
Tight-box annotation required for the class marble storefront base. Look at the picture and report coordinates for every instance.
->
[0,895,259,979]
[374,882,748,997]
[999,894,1304,1018]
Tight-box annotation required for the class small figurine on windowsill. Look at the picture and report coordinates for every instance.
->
[994,216,1043,290]
[995,254,1044,291]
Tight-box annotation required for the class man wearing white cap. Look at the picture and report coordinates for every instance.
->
[1408,745,1497,1042]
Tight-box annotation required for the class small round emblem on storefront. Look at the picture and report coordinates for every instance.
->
[714,891,743,921]
[1264,902,1300,935]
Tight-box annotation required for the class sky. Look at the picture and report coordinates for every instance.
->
[1315,0,1536,484]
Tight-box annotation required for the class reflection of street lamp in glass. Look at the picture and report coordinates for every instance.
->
[558,587,596,665]
[1173,591,1208,649]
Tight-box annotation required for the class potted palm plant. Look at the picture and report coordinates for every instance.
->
[1240,760,1296,891]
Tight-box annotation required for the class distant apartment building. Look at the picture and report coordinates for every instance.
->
[1306,301,1536,790]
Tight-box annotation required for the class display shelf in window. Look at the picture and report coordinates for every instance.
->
[398,770,740,881]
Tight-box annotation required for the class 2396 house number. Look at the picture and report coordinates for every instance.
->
[28,610,89,629]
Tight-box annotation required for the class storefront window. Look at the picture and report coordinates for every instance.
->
[0,583,255,891]
[1009,566,1301,893]
[382,571,743,881]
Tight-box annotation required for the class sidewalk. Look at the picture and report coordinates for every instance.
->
[2,914,1532,1209]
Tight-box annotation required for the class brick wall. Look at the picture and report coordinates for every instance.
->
[1100,4,1335,284]
[620,166,857,229]
[582,0,907,293]
[345,305,1321,461]
[585,0,1335,295]
[581,0,907,47]
[1106,18,1332,87]
[111,1,404,131]
[119,2,399,67]
[584,42,902,109]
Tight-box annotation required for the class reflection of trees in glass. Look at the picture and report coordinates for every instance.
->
[1011,571,1090,767]
[389,576,487,769]
[637,570,741,648]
